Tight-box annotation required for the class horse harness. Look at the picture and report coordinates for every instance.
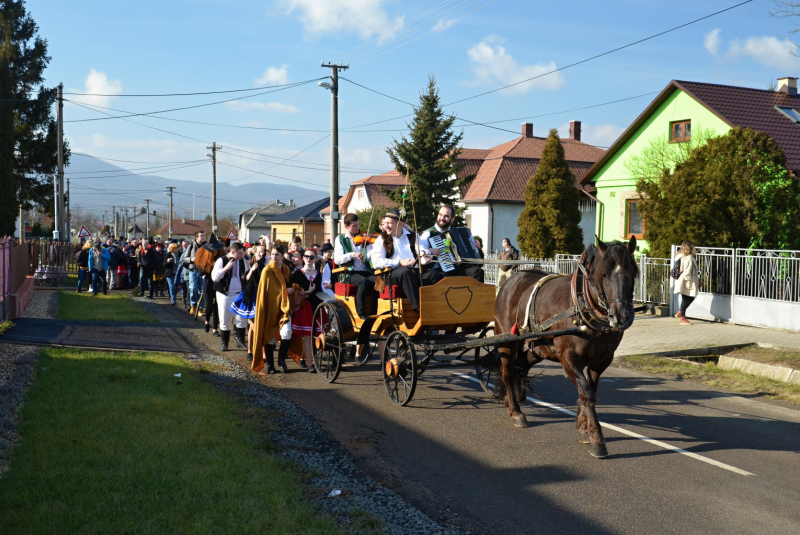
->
[516,262,623,349]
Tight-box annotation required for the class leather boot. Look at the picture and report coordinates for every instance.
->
[220,329,230,351]
[265,343,276,374]
[234,327,248,350]
[277,339,290,373]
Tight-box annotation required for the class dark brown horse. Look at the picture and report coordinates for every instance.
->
[494,237,638,458]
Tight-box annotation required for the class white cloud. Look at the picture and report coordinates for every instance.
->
[466,37,565,94]
[255,65,289,86]
[705,30,800,71]
[704,28,721,56]
[432,18,457,33]
[225,101,300,113]
[66,69,122,107]
[283,0,403,41]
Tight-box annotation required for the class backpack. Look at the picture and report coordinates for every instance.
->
[670,257,681,279]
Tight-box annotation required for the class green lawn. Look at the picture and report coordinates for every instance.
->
[57,291,157,322]
[0,348,344,535]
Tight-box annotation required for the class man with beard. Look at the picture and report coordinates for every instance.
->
[418,204,484,283]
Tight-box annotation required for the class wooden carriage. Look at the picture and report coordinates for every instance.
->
[312,265,499,405]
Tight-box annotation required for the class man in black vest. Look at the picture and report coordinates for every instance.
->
[334,213,378,319]
[211,242,247,351]
[419,204,484,283]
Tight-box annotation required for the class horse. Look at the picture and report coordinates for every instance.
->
[494,237,638,458]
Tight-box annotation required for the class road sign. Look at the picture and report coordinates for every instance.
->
[227,229,238,241]
[78,226,92,238]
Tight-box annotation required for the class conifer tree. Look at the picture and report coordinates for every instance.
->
[0,0,66,235]
[384,76,471,231]
[516,129,584,257]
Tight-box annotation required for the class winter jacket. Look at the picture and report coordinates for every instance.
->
[148,249,165,275]
[181,240,203,272]
[163,251,181,279]
[673,253,700,297]
[498,246,519,272]
[91,248,110,272]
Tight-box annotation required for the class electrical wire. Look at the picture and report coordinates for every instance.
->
[66,160,206,175]
[64,162,207,180]
[63,78,325,98]
[444,0,753,106]
[217,160,347,192]
[71,153,205,165]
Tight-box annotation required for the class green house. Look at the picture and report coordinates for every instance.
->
[580,77,800,252]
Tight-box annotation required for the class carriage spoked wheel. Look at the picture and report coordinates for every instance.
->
[474,326,501,398]
[312,302,343,383]
[382,330,418,406]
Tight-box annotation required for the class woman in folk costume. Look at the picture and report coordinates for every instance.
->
[290,248,321,374]
[252,244,294,375]
[231,244,268,362]
[196,234,226,336]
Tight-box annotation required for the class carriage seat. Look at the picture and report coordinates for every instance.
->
[379,284,406,300]
[334,282,358,297]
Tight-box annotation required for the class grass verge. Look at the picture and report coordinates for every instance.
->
[621,355,800,404]
[0,348,343,535]
[724,345,800,370]
[57,291,156,322]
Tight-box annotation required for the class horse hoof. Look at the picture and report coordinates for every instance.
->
[512,414,529,428]
[578,430,590,444]
[589,443,608,458]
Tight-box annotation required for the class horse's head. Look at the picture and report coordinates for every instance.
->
[582,236,639,330]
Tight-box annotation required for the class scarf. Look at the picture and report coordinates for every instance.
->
[251,261,292,372]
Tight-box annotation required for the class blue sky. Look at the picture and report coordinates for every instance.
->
[30,0,800,211]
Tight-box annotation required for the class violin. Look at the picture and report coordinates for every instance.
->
[352,233,379,246]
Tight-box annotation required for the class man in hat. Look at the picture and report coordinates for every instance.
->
[334,213,378,319]
[370,209,427,312]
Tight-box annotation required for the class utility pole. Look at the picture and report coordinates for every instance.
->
[19,203,24,242]
[111,205,116,238]
[144,199,152,240]
[321,62,348,242]
[54,83,64,240]
[66,178,70,241]
[165,186,176,238]
[206,143,220,233]
[123,208,128,240]
[193,194,196,220]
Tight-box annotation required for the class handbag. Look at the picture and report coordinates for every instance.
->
[670,257,681,279]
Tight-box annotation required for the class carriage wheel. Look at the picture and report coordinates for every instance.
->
[474,326,501,398]
[312,302,343,383]
[381,330,417,406]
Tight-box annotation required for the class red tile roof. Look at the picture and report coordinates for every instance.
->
[581,79,800,184]
[324,170,406,214]
[155,219,206,236]
[461,136,605,203]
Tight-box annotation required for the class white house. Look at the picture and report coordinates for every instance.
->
[237,199,295,243]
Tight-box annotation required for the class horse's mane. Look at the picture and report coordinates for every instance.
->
[583,242,639,279]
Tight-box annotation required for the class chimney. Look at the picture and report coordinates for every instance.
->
[569,120,582,141]
[290,199,295,207]
[182,218,186,224]
[778,77,798,96]
[522,122,533,138]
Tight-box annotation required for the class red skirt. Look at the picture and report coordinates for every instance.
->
[291,300,313,335]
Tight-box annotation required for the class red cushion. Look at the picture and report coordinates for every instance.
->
[379,284,405,300]
[334,282,358,297]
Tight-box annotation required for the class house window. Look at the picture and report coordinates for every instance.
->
[625,200,645,239]
[357,189,365,200]
[669,120,691,142]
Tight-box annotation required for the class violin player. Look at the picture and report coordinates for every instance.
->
[334,213,379,320]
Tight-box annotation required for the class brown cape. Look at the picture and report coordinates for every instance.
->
[251,261,292,372]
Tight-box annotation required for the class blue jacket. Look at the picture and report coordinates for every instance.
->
[92,248,111,271]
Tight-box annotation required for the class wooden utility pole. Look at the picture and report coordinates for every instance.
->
[144,199,152,240]
[206,143,220,233]
[66,178,70,241]
[55,83,64,240]
[165,186,176,238]
[321,62,348,242]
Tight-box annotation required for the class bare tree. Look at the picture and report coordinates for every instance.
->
[770,1,800,54]
[624,126,717,183]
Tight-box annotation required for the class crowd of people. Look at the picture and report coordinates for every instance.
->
[75,204,487,376]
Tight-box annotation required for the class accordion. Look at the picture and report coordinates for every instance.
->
[428,227,479,272]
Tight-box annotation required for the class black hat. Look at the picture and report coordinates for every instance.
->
[203,233,225,252]
[321,242,334,252]
[384,209,401,221]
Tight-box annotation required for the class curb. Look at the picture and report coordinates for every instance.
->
[717,356,800,386]
[617,343,755,359]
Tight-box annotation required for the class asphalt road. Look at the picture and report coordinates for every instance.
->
[257,354,800,534]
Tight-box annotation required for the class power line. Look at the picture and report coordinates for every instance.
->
[216,160,348,192]
[63,78,325,97]
[63,78,320,123]
[66,160,206,175]
[444,0,753,106]
[72,153,205,165]
[222,135,332,185]
[64,162,207,180]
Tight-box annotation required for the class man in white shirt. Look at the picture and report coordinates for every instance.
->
[370,210,425,312]
[211,242,247,352]
[418,204,484,283]
[334,213,378,319]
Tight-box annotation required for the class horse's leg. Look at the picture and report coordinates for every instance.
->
[584,359,612,452]
[499,343,528,428]
[561,354,607,458]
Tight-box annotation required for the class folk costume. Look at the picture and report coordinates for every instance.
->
[252,261,293,374]
[371,218,423,312]
[334,230,377,319]
[211,252,247,351]
[231,257,266,320]
[290,265,321,336]
[418,223,485,283]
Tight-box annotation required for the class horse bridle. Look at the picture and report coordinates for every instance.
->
[576,260,634,333]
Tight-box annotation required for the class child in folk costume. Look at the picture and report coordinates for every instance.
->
[290,248,321,373]
[211,242,248,352]
[252,244,295,375]
[231,244,268,362]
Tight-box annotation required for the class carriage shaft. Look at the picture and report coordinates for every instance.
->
[437,326,588,354]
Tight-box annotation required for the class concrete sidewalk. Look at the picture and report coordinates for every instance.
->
[618,315,800,356]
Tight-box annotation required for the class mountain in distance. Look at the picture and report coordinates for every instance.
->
[66,154,331,218]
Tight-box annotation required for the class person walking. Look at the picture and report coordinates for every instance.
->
[164,242,181,305]
[290,248,320,373]
[673,241,701,325]
[90,243,110,296]
[137,241,150,296]
[251,244,294,375]
[231,244,267,362]
[75,241,91,292]
[212,242,248,352]
[496,238,519,295]
[181,231,206,315]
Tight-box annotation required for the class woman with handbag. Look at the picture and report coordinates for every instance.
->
[673,241,700,325]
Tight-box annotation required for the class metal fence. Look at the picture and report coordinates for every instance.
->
[634,255,671,305]
[735,249,800,302]
[24,239,79,286]
[482,252,558,285]
[0,239,11,322]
